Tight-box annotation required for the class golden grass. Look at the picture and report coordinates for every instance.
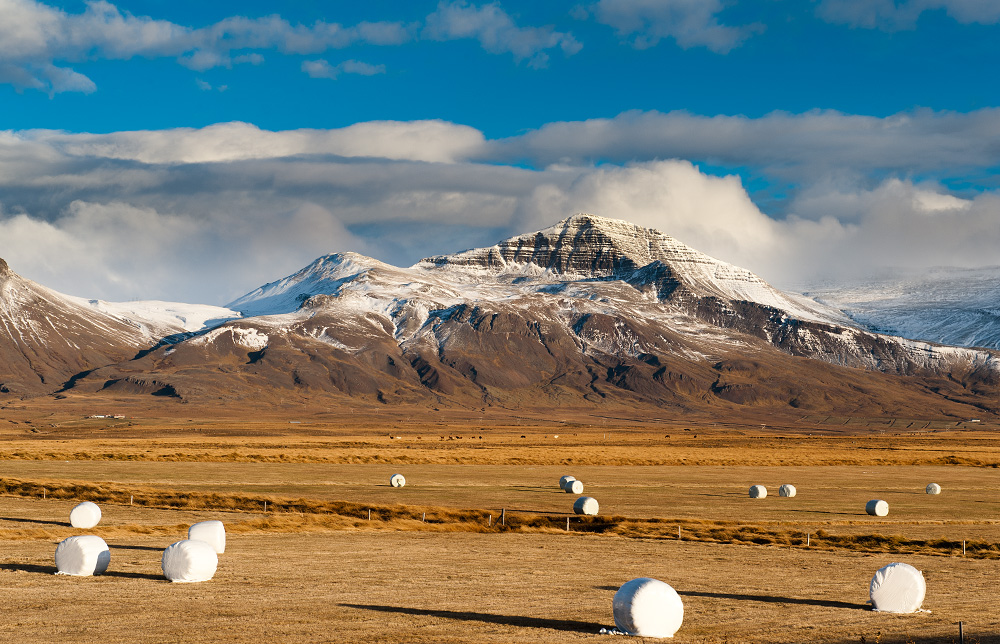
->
[4,476,999,560]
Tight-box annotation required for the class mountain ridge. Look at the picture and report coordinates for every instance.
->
[3,214,999,419]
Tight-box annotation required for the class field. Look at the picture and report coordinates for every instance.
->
[2,401,1000,643]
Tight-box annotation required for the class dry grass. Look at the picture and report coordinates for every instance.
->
[3,528,1000,644]
[4,409,1000,642]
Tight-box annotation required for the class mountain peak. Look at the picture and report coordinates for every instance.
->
[0,257,9,277]
[421,213,716,279]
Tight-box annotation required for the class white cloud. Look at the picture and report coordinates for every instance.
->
[15,120,485,165]
[490,108,1000,191]
[3,114,1000,303]
[0,0,580,93]
[591,0,761,53]
[817,0,1000,30]
[302,58,385,79]
[423,1,582,67]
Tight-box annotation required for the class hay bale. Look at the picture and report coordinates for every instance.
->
[54,535,110,576]
[188,520,226,554]
[390,473,406,488]
[866,499,889,516]
[573,496,599,516]
[749,485,767,498]
[162,539,218,583]
[869,562,926,613]
[778,484,796,497]
[559,475,576,490]
[925,483,941,495]
[69,501,101,529]
[612,577,684,638]
[565,479,584,494]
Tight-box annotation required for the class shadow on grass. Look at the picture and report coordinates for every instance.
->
[340,603,605,633]
[0,562,162,580]
[593,585,619,591]
[783,509,860,516]
[0,563,56,574]
[0,516,66,526]
[102,570,165,581]
[677,590,867,610]
[108,544,165,552]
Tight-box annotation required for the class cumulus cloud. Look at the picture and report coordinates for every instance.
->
[817,0,1000,30]
[489,108,1000,195]
[590,0,762,53]
[11,120,487,164]
[0,0,582,93]
[3,113,1000,303]
[301,58,386,79]
[423,1,581,67]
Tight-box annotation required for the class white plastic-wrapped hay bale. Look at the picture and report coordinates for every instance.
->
[559,475,576,490]
[869,562,926,613]
[390,473,406,488]
[574,496,599,516]
[69,501,101,529]
[866,499,889,516]
[188,520,226,554]
[565,479,584,494]
[55,535,110,576]
[778,484,796,497]
[749,485,767,498]
[612,577,684,638]
[162,539,218,583]
[926,483,941,495]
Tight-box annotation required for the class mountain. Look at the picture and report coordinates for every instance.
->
[0,257,238,395]
[42,214,998,418]
[802,267,1000,351]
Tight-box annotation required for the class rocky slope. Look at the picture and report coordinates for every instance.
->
[44,215,1000,417]
[0,257,237,395]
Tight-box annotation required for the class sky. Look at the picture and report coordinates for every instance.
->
[2,0,1000,305]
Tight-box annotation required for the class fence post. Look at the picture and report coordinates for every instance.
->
[501,508,505,525]
[566,517,570,531]
[488,514,492,527]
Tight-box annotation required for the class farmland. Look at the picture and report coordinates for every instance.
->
[1,403,999,643]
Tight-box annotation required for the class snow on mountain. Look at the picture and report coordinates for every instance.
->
[72,297,239,337]
[24,217,1000,416]
[227,214,850,328]
[802,266,1000,350]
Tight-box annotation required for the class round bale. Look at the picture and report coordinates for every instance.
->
[162,539,218,583]
[565,479,584,494]
[612,577,684,638]
[749,485,767,499]
[926,483,941,495]
[390,473,406,488]
[866,499,889,516]
[869,562,925,613]
[574,496,599,516]
[778,484,796,497]
[188,520,226,554]
[559,475,576,490]
[54,535,110,576]
[69,501,102,529]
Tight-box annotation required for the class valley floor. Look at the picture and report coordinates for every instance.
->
[1,403,999,643]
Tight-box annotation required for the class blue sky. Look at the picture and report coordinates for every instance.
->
[2,0,1000,304]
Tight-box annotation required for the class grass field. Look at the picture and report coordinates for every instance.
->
[2,407,1000,643]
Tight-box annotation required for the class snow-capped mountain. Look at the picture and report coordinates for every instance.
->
[803,266,1000,350]
[0,257,238,394]
[51,214,998,417]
